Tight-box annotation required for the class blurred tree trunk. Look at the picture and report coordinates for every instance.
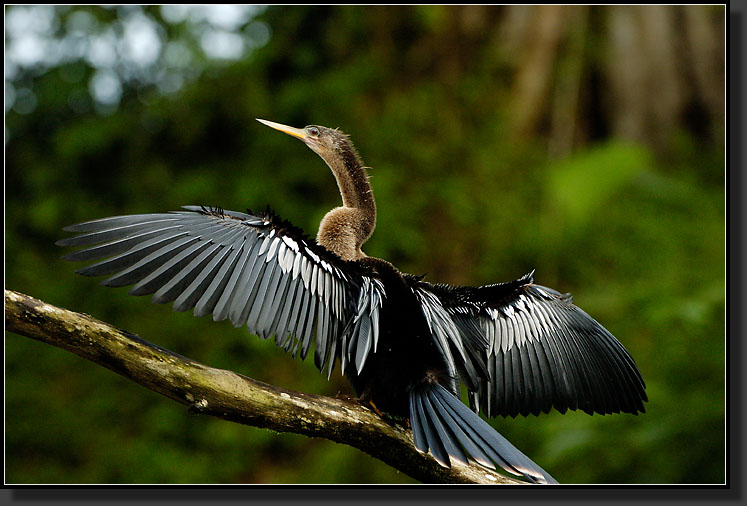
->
[682,5,726,142]
[494,4,725,153]
[332,5,723,154]
[508,5,567,141]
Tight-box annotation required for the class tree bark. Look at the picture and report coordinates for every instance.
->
[4,289,527,485]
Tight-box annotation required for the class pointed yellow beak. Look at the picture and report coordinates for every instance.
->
[256,119,308,141]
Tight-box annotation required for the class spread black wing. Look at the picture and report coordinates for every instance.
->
[56,206,386,377]
[411,272,647,418]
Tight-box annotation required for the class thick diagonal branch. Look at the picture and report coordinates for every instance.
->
[5,289,524,485]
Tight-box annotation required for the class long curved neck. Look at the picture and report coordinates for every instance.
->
[317,142,377,260]
[326,145,376,222]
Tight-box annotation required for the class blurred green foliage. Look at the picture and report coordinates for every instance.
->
[5,6,724,484]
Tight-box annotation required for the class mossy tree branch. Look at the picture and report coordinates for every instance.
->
[5,289,525,485]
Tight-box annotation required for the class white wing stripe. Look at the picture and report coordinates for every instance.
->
[292,249,303,279]
[282,235,299,252]
[265,236,280,263]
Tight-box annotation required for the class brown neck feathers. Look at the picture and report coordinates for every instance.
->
[316,137,377,259]
[325,139,376,242]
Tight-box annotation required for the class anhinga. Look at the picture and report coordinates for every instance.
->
[57,119,647,484]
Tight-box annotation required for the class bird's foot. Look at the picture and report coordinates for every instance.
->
[366,399,385,418]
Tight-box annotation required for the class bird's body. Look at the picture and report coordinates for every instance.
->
[57,120,647,484]
[347,256,456,417]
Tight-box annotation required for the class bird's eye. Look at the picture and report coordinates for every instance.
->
[307,126,320,137]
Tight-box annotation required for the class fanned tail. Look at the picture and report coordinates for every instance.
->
[409,382,558,484]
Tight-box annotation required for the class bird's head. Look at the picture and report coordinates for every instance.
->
[256,118,350,160]
[256,118,373,229]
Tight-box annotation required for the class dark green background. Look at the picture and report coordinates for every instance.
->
[5,6,725,484]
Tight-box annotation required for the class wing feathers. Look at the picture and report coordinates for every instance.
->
[412,276,646,419]
[58,207,384,377]
[161,242,224,308]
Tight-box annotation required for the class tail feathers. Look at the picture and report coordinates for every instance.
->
[409,382,558,484]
